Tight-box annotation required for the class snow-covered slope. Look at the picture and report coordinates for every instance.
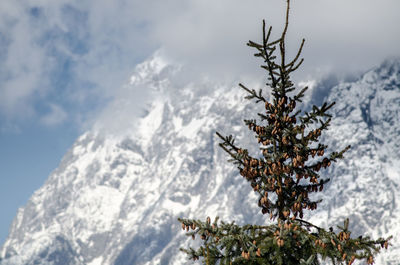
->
[1,57,399,265]
[309,59,400,264]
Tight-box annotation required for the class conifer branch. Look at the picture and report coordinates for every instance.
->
[279,0,291,68]
[294,86,308,102]
[286,38,305,69]
[239,83,266,102]
[289,58,304,73]
[262,20,278,88]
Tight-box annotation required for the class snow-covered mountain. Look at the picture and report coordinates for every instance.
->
[1,56,399,265]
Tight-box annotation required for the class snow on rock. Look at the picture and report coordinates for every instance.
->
[1,56,400,265]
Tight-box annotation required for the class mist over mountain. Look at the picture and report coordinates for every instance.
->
[1,56,399,265]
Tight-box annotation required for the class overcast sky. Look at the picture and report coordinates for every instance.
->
[0,0,399,244]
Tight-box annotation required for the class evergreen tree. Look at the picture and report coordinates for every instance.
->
[178,1,391,264]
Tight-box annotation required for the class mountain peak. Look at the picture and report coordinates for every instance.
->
[1,58,400,264]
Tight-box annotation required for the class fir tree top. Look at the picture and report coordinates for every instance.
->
[178,1,391,264]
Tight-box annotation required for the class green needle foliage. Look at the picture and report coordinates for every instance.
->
[178,1,391,264]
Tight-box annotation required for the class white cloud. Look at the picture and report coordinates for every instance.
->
[0,3,45,119]
[143,0,400,81]
[0,0,399,130]
[40,104,67,126]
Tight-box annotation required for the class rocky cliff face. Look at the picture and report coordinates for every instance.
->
[1,56,399,265]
